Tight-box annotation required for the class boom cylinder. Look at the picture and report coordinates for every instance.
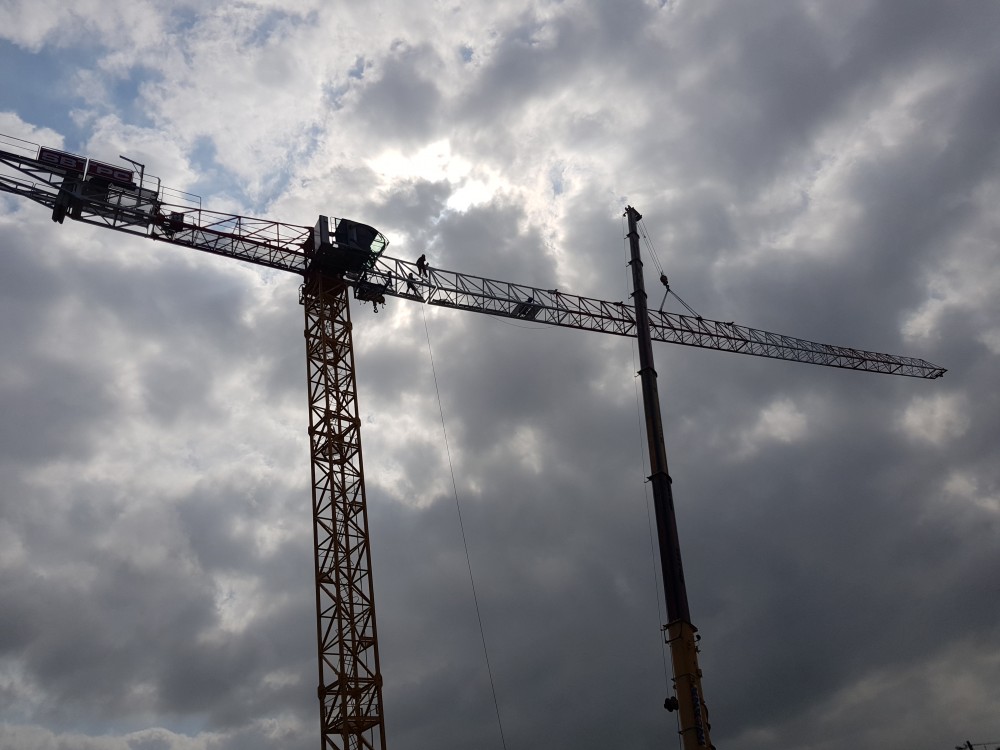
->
[625,206,713,749]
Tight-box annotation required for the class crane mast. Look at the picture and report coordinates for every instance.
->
[626,206,711,748]
[0,135,946,750]
[303,271,385,750]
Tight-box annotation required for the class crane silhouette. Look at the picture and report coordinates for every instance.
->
[0,134,945,750]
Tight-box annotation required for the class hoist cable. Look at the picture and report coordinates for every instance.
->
[667,288,701,319]
[420,304,509,750]
[637,216,666,278]
[635,214,703,320]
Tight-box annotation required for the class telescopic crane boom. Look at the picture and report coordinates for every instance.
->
[0,135,946,750]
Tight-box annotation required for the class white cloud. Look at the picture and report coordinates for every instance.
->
[899,393,970,445]
[0,112,64,151]
[368,139,505,213]
[737,397,808,458]
[944,470,1000,515]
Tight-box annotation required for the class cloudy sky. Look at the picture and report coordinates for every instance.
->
[1,1,998,749]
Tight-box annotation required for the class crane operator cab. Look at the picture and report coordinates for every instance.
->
[308,215,387,278]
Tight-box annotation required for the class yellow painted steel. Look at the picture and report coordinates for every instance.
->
[303,273,386,750]
[666,621,712,749]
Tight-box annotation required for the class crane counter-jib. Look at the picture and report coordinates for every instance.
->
[0,141,379,276]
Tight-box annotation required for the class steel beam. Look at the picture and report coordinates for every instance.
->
[302,273,386,750]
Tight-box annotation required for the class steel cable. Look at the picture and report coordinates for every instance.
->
[420,304,509,750]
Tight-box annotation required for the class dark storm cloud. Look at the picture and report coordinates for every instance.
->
[368,399,675,748]
[424,198,555,282]
[607,1,1000,362]
[0,232,122,465]
[456,3,656,125]
[639,1,998,191]
[372,178,452,239]
[354,41,445,145]
[2,1,999,749]
[0,216,319,744]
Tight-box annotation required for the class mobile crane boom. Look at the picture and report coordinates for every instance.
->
[0,135,946,750]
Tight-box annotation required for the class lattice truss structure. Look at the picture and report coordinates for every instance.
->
[303,274,385,750]
[366,258,945,379]
[0,135,947,750]
[0,137,945,380]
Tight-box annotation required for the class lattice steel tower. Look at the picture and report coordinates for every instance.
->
[303,269,385,749]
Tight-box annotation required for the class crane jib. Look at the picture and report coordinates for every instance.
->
[0,138,946,380]
[364,255,947,380]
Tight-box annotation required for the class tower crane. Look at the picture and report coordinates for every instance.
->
[0,134,945,750]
